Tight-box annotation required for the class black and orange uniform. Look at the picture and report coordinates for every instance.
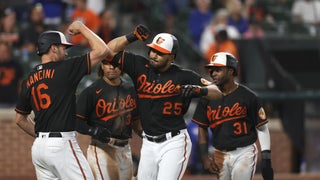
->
[76,77,138,140]
[109,51,209,136]
[15,54,90,133]
[76,76,138,180]
[192,84,268,151]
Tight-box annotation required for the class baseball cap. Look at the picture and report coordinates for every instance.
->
[205,52,238,69]
[43,31,73,47]
[147,33,178,54]
[37,31,73,55]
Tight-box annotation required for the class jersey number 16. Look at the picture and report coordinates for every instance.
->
[31,83,51,111]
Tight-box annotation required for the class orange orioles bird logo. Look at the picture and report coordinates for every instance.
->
[156,37,165,45]
[258,107,266,120]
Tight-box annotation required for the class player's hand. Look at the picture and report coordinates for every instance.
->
[134,24,150,41]
[66,20,84,35]
[126,24,150,42]
[202,156,219,175]
[88,126,111,143]
[180,85,208,98]
[261,150,274,180]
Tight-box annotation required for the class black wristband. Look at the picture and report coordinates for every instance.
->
[200,87,209,96]
[199,143,209,158]
[261,150,271,159]
[125,32,138,43]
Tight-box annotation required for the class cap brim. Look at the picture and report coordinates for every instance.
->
[147,43,171,54]
[61,43,73,49]
[205,63,226,68]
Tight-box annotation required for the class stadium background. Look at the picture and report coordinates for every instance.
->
[1,0,320,179]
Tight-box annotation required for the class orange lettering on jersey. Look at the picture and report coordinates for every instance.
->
[26,69,55,88]
[96,94,137,122]
[207,102,247,128]
[136,74,180,98]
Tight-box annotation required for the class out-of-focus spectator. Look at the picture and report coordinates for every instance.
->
[97,9,121,44]
[0,41,23,107]
[200,8,240,55]
[226,0,249,34]
[291,0,320,25]
[0,7,20,47]
[19,3,48,54]
[204,27,239,64]
[291,0,320,35]
[188,0,213,49]
[32,0,67,29]
[87,0,105,15]
[69,0,101,46]
[243,18,265,39]
[243,0,269,23]
[164,0,190,33]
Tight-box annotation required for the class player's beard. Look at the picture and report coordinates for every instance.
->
[149,58,169,71]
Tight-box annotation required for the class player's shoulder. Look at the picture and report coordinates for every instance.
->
[238,84,258,97]
[120,76,135,89]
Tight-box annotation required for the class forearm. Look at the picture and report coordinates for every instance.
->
[74,21,109,66]
[204,84,222,100]
[257,123,271,151]
[107,36,130,58]
[198,126,209,158]
[15,113,35,137]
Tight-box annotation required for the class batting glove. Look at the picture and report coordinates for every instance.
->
[126,24,150,42]
[180,85,208,98]
[261,150,274,180]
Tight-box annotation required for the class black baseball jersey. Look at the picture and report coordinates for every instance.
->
[109,51,210,136]
[192,84,268,150]
[76,77,138,139]
[15,54,91,133]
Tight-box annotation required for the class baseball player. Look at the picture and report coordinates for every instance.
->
[75,60,141,180]
[14,20,109,179]
[105,25,222,180]
[192,52,274,180]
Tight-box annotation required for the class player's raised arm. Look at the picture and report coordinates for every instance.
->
[66,20,109,67]
[107,24,151,58]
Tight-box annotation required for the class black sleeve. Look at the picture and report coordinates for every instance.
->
[75,118,91,135]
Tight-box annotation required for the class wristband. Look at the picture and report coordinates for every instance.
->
[200,87,209,96]
[125,32,138,43]
[199,143,209,158]
[261,150,271,159]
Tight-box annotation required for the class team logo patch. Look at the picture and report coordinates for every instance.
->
[200,78,211,86]
[258,107,266,120]
[37,65,43,70]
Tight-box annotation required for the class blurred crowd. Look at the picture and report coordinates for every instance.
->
[1,0,320,174]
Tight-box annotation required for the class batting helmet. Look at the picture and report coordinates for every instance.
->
[205,52,238,76]
[37,31,73,56]
[147,33,179,55]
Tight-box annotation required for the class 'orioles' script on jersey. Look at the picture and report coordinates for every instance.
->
[26,69,55,88]
[97,94,136,122]
[207,102,247,128]
[136,74,180,98]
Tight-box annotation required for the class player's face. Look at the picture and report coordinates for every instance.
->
[101,61,121,80]
[208,66,232,86]
[149,48,173,71]
[55,44,68,60]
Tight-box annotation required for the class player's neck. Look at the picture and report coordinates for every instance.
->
[103,76,121,86]
[221,81,238,96]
